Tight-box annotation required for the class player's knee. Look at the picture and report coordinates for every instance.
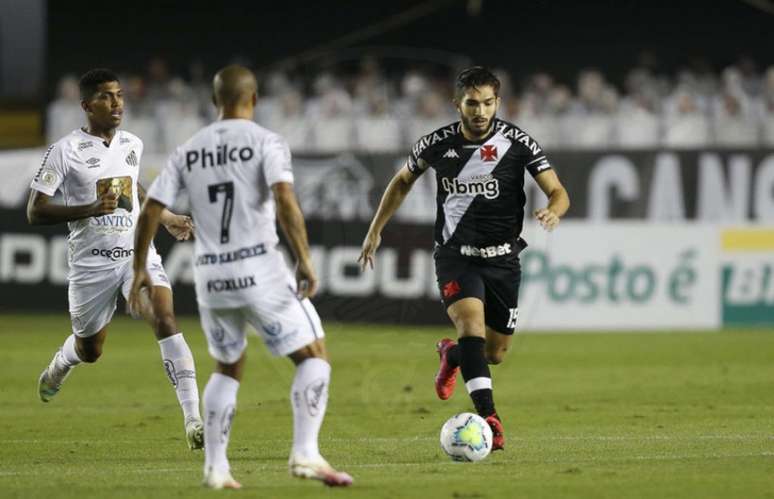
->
[78,344,102,363]
[459,325,485,339]
[485,347,507,365]
[289,340,328,365]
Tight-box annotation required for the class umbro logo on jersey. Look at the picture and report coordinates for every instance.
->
[86,157,100,168]
[125,150,138,166]
[480,145,498,161]
[442,148,459,159]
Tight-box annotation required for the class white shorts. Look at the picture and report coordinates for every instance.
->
[68,249,170,337]
[198,272,325,363]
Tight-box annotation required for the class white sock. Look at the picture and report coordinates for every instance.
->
[158,333,201,422]
[290,358,331,461]
[203,373,239,474]
[58,334,82,368]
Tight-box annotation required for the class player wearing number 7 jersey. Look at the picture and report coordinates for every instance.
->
[129,65,352,490]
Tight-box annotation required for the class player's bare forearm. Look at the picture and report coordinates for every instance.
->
[367,165,417,236]
[140,183,192,238]
[273,183,312,265]
[133,199,165,272]
[535,169,570,216]
[26,189,111,225]
[546,185,570,218]
[139,183,167,222]
[533,169,570,230]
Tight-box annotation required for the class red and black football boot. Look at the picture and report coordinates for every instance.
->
[485,413,505,451]
[434,338,459,400]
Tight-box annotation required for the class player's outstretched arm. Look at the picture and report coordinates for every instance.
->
[128,198,165,314]
[272,182,318,299]
[533,169,570,231]
[26,188,117,225]
[139,183,193,241]
[359,164,419,271]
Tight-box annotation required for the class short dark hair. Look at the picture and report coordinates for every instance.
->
[455,66,500,99]
[79,68,119,100]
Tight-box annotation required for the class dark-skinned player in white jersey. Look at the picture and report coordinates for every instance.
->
[29,68,204,450]
[359,66,570,450]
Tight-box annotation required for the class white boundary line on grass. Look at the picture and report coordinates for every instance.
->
[1,451,773,477]
[1,434,772,445]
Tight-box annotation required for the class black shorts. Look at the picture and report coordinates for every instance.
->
[434,246,523,335]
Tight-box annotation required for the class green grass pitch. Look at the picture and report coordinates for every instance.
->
[0,314,772,498]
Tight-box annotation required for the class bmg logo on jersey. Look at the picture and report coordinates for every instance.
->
[185,144,254,171]
[441,174,500,199]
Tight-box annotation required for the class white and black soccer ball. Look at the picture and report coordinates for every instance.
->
[439,412,493,462]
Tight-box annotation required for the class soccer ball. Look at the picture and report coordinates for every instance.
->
[439,412,493,462]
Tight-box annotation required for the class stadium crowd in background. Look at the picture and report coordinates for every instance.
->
[47,55,774,153]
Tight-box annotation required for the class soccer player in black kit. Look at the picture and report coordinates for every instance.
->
[359,67,570,450]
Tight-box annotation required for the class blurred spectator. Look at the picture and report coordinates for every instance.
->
[564,70,616,148]
[255,70,290,128]
[267,90,311,153]
[518,87,565,148]
[616,94,660,148]
[352,57,387,115]
[120,74,161,153]
[308,73,354,152]
[663,91,711,148]
[189,60,216,121]
[759,67,774,147]
[47,75,82,143]
[712,92,757,148]
[735,56,762,97]
[517,73,562,147]
[406,88,454,143]
[46,58,774,153]
[145,57,173,102]
[354,86,402,153]
[158,78,205,153]
[394,69,431,119]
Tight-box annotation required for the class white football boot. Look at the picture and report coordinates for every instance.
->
[38,350,71,402]
[289,453,353,487]
[185,417,205,450]
[202,466,242,490]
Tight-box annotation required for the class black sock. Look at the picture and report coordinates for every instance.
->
[446,344,460,368]
[458,336,495,417]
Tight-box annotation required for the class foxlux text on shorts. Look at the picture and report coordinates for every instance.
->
[207,275,257,292]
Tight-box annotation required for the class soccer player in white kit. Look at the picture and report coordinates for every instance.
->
[129,65,353,489]
[28,69,204,450]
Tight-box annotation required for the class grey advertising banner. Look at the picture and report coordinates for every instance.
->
[2,149,773,328]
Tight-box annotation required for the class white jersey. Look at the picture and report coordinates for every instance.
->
[30,129,144,274]
[147,118,294,308]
